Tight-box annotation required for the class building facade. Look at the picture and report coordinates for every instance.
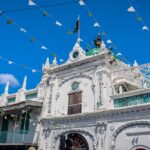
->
[37,36,150,150]
[0,35,150,150]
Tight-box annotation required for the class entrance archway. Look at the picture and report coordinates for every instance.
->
[60,133,89,150]
[136,149,146,150]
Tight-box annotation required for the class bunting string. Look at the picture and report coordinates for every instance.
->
[78,0,132,64]
[0,1,92,62]
[0,55,41,73]
[27,0,92,48]
[0,11,68,64]
[127,0,149,31]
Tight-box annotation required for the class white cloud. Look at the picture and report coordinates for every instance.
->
[0,74,20,87]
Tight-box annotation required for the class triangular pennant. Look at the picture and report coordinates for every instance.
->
[102,32,106,36]
[55,21,62,26]
[6,19,13,24]
[41,46,47,50]
[127,6,135,12]
[67,30,73,35]
[136,17,142,22]
[93,22,100,27]
[79,0,85,6]
[116,53,122,56]
[30,37,37,42]
[42,11,48,17]
[20,28,27,33]
[88,12,93,17]
[32,69,37,73]
[142,26,149,31]
[8,61,13,64]
[51,52,57,57]
[28,0,36,6]
[107,39,112,44]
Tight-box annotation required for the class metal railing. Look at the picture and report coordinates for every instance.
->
[0,130,39,144]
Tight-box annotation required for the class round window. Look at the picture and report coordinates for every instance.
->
[72,51,79,59]
[71,82,79,91]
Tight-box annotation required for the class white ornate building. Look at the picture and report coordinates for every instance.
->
[0,35,150,150]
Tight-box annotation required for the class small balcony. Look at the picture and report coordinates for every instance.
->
[112,89,150,108]
[0,130,39,145]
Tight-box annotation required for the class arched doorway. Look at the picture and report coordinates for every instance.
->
[60,133,89,150]
[136,149,146,150]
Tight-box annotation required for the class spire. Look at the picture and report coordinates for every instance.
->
[53,57,57,65]
[22,76,27,90]
[4,81,9,94]
[133,60,138,67]
[45,57,50,67]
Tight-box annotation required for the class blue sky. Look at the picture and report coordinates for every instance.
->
[0,0,150,94]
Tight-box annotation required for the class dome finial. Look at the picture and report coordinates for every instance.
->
[93,34,102,48]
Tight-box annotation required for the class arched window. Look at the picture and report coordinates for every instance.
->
[60,133,89,150]
[68,91,82,115]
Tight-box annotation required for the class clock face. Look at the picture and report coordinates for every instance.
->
[72,51,79,59]
[71,82,79,91]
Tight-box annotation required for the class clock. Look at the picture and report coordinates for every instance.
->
[72,51,79,59]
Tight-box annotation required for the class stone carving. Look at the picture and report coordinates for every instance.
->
[48,84,54,114]
[97,73,103,108]
[95,122,107,150]
[42,127,51,139]
[59,74,93,87]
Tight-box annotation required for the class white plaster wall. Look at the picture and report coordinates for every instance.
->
[115,125,150,150]
[55,76,95,116]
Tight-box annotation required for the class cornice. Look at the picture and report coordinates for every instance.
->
[42,103,150,124]
[0,101,42,111]
[111,88,150,99]
[44,52,108,74]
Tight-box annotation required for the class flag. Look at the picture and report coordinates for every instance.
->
[127,6,135,12]
[41,46,47,50]
[79,0,85,6]
[42,11,48,17]
[142,26,149,31]
[8,61,13,64]
[136,17,142,22]
[28,0,36,6]
[55,21,62,26]
[107,39,112,44]
[32,69,37,73]
[7,19,13,24]
[102,32,106,36]
[73,16,79,33]
[116,53,122,56]
[93,22,100,27]
[88,12,93,17]
[67,30,73,35]
[20,28,27,33]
